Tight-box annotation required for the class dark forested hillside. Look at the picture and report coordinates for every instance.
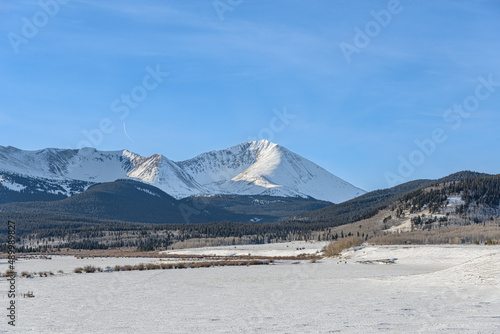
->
[397,173,500,215]
[285,171,493,226]
[180,194,330,220]
[283,179,433,225]
[0,179,331,225]
[0,180,234,224]
[1,171,499,252]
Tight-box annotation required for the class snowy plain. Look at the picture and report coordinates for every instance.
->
[162,240,329,257]
[1,242,499,333]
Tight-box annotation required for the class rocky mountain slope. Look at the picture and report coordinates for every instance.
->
[0,140,365,203]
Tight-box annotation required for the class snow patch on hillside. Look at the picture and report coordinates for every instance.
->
[134,186,160,197]
[0,180,26,192]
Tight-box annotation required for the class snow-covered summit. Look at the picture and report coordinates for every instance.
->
[0,141,365,203]
[176,140,365,202]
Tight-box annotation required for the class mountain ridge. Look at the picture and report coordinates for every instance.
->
[0,140,365,203]
[284,170,494,226]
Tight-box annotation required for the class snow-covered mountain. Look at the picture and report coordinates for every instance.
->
[0,140,365,203]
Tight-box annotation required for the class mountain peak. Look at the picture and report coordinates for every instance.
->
[246,139,279,150]
[77,147,97,156]
[0,143,365,203]
[175,141,364,202]
[248,139,273,145]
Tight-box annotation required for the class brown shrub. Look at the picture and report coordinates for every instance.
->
[322,236,364,257]
[146,263,159,270]
[160,263,173,269]
[83,265,97,273]
[4,269,15,277]
[133,263,146,271]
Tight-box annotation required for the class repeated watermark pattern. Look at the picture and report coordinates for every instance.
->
[6,220,17,327]
[385,74,500,187]
[339,0,410,64]
[8,0,71,54]
[247,107,296,143]
[213,0,243,21]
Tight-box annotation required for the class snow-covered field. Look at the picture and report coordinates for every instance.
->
[1,243,499,333]
[162,240,328,257]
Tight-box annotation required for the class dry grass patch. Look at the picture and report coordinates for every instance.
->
[79,259,270,274]
[3,269,16,277]
[322,236,363,257]
[369,225,500,245]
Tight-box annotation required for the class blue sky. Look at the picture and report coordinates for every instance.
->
[1,0,499,191]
